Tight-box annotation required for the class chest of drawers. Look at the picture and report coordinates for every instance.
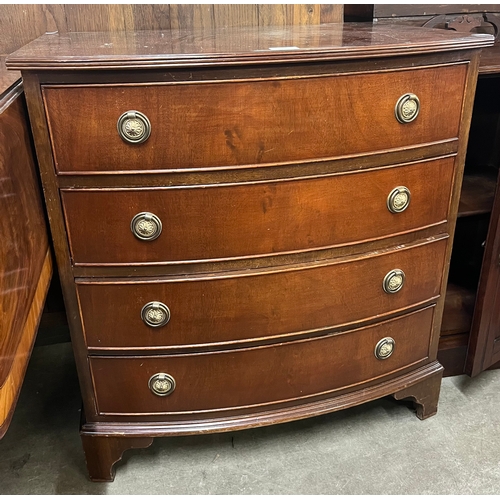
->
[7,23,493,481]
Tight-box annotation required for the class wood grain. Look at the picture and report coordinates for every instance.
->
[78,238,447,350]
[8,26,493,71]
[0,5,343,58]
[0,249,52,438]
[61,158,455,265]
[0,57,20,95]
[16,25,486,480]
[0,86,50,386]
[89,307,434,416]
[43,64,467,173]
[374,4,500,19]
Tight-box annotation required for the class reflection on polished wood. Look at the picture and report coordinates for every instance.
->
[6,23,492,70]
[0,250,52,438]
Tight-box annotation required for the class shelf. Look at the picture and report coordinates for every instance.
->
[479,44,500,75]
[438,332,469,377]
[440,282,476,336]
[458,168,498,217]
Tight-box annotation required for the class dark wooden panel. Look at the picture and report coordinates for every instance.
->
[62,158,455,265]
[374,5,500,18]
[440,283,475,336]
[480,45,500,74]
[90,307,434,415]
[78,238,447,350]
[458,169,498,217]
[466,168,500,375]
[43,64,467,173]
[437,332,468,377]
[0,86,49,386]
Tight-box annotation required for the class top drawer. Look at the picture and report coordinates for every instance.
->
[42,64,467,174]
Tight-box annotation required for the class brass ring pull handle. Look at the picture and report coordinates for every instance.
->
[148,373,176,397]
[383,269,405,294]
[395,93,420,123]
[387,186,411,213]
[141,301,171,328]
[374,337,395,360]
[131,212,162,241]
[117,110,151,144]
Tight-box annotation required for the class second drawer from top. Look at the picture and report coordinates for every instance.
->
[62,156,455,266]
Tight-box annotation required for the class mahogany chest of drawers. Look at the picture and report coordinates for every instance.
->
[7,23,493,481]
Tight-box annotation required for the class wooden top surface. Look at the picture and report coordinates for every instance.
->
[479,44,500,74]
[6,23,494,70]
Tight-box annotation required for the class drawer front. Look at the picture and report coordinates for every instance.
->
[79,238,447,349]
[43,64,467,173]
[90,306,435,415]
[62,157,455,265]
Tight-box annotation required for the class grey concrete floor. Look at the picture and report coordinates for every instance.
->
[1,342,500,494]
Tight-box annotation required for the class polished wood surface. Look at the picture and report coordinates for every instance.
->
[90,307,434,416]
[6,24,492,70]
[43,65,466,173]
[0,5,342,57]
[62,158,455,265]
[81,362,444,430]
[371,4,499,74]
[0,84,50,386]
[0,79,51,438]
[0,250,51,438]
[78,238,447,350]
[16,25,490,480]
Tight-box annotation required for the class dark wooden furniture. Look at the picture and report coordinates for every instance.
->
[7,23,492,481]
[0,70,52,438]
[359,4,500,376]
[462,74,500,376]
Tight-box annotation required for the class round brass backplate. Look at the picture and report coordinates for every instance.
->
[117,110,151,144]
[383,269,405,294]
[148,373,176,397]
[130,212,162,241]
[374,337,395,360]
[395,93,420,124]
[387,186,411,214]
[141,302,171,328]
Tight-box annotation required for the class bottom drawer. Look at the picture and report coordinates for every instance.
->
[90,306,435,416]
